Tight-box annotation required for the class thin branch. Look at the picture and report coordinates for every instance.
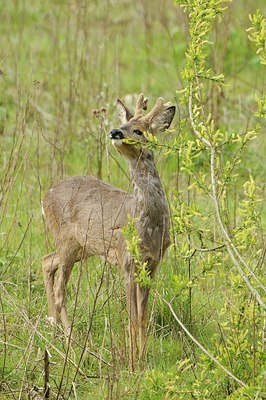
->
[193,244,225,252]
[44,349,50,399]
[210,148,266,306]
[156,291,246,388]
[189,84,211,148]
[0,284,89,379]
[188,83,266,308]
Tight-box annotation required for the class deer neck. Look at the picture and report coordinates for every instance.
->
[128,153,164,202]
[127,150,170,261]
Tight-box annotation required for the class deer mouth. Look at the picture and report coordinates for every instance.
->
[109,129,124,146]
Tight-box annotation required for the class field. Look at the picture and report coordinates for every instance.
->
[0,0,265,399]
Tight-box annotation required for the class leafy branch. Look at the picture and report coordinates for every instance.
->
[178,0,266,309]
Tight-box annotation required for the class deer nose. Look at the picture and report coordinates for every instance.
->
[109,129,124,139]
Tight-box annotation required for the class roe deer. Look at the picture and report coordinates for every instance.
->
[42,94,175,369]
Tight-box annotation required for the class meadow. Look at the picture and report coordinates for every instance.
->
[0,0,265,399]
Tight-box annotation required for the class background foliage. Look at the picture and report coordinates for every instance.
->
[0,0,265,399]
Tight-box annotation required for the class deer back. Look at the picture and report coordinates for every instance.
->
[43,176,135,265]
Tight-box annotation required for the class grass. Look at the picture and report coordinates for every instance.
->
[0,0,266,399]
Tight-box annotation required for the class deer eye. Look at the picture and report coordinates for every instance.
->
[133,129,143,136]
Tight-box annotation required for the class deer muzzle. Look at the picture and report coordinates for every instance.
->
[109,129,124,145]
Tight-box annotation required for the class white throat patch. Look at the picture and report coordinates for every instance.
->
[112,139,123,146]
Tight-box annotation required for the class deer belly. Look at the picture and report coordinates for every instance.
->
[74,223,121,265]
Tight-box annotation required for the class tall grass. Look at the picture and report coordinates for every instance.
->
[0,0,265,399]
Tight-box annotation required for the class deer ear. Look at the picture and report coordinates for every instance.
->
[150,106,176,133]
[116,99,134,124]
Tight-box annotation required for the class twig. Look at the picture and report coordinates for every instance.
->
[156,291,246,388]
[188,83,266,309]
[0,284,88,378]
[44,349,50,399]
[72,382,78,400]
[210,147,266,307]
[189,84,211,148]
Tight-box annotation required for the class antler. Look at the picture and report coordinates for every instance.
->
[131,94,174,132]
[142,97,172,123]
[134,93,148,118]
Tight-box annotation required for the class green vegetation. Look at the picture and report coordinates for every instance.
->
[0,0,265,399]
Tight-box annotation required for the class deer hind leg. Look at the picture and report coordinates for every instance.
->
[136,284,150,361]
[54,248,79,336]
[42,252,59,321]
[125,270,138,371]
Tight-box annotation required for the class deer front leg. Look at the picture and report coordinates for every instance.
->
[124,268,138,371]
[42,252,59,321]
[136,284,149,361]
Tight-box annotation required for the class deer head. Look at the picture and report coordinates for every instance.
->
[109,94,176,159]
